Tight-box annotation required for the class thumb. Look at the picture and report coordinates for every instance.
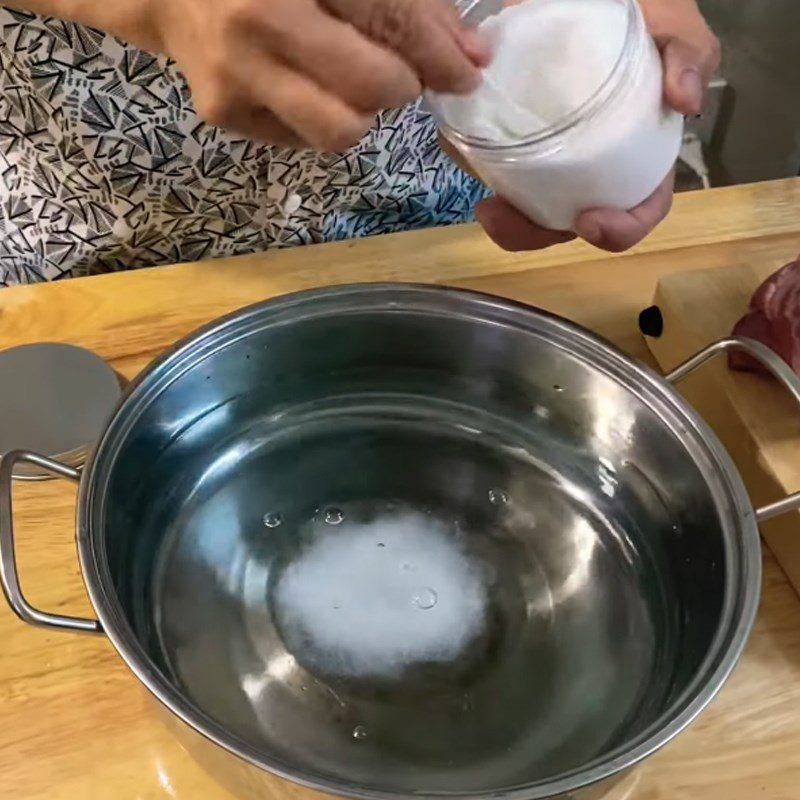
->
[643,0,721,116]
[661,38,706,116]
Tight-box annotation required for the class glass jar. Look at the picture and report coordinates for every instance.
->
[428,0,683,231]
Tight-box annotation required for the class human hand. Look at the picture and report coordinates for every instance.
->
[146,0,489,150]
[474,0,720,253]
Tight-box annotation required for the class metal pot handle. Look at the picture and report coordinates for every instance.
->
[0,450,102,634]
[665,336,800,524]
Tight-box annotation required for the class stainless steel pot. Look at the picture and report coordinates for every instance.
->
[2,284,799,800]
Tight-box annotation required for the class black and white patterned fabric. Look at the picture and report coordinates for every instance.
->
[0,8,488,285]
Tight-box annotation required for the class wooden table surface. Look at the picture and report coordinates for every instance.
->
[2,179,800,799]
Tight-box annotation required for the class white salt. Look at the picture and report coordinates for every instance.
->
[274,511,487,678]
[443,0,629,140]
[430,0,683,230]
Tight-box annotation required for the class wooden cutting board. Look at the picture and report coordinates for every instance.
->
[3,179,800,800]
[646,254,800,597]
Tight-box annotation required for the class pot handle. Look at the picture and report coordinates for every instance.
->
[665,336,800,524]
[0,450,102,634]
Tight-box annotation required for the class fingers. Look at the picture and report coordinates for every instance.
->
[574,170,675,252]
[441,140,574,253]
[218,103,308,148]
[320,0,485,93]
[454,25,492,69]
[446,143,578,253]
[175,0,486,150]
[246,58,376,151]
[476,196,576,252]
[565,2,707,249]
[661,36,719,116]
[252,1,421,112]
[641,0,720,115]
[194,47,374,151]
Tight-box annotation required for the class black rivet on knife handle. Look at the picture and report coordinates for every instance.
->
[639,305,664,338]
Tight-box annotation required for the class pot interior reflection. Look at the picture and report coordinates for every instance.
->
[93,287,738,796]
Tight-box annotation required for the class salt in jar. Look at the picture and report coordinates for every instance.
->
[428,0,683,231]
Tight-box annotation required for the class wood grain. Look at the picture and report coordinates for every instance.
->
[1,179,800,800]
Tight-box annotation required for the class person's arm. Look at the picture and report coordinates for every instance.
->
[473,0,720,253]
[8,0,488,151]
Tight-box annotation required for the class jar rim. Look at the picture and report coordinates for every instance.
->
[436,0,644,152]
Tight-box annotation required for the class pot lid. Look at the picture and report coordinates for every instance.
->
[0,343,123,480]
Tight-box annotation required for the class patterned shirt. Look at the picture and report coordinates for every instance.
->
[0,9,487,285]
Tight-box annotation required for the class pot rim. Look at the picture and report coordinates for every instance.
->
[75,283,762,800]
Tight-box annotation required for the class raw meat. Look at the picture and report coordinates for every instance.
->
[730,256,800,376]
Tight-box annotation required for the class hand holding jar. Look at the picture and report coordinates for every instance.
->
[436,0,720,253]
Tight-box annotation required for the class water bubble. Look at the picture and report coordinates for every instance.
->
[352,725,367,740]
[263,512,282,528]
[411,587,438,610]
[488,488,508,505]
[533,405,550,420]
[324,507,344,525]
